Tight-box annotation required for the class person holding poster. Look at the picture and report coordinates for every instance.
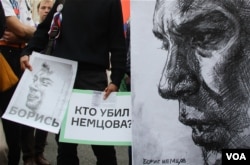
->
[20,0,127,165]
[152,0,250,164]
[20,1,54,165]
[22,61,55,165]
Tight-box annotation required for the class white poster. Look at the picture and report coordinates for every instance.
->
[2,52,77,133]
[132,0,250,165]
[131,2,201,164]
[59,89,131,146]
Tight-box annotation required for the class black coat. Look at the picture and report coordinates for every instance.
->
[21,0,126,87]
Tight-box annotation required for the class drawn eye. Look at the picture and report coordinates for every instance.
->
[40,78,53,87]
[192,32,210,45]
[160,39,169,51]
[33,75,38,82]
[191,30,223,48]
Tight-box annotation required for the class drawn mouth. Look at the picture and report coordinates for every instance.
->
[191,124,226,149]
[179,100,206,123]
[27,94,38,100]
[192,124,216,138]
[179,101,218,142]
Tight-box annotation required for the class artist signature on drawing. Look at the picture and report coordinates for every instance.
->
[143,158,186,164]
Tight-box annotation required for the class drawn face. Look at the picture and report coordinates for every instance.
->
[153,0,250,152]
[26,64,53,111]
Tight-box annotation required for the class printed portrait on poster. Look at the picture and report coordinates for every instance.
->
[3,52,77,133]
[132,0,250,165]
[25,60,68,117]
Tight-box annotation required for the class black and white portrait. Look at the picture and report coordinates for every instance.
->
[23,55,73,118]
[3,52,77,133]
[132,0,250,165]
[26,62,55,112]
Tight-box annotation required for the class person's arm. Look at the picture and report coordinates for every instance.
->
[103,0,127,99]
[20,0,59,71]
[1,0,35,42]
[2,29,32,44]
[109,0,127,86]
[4,16,35,41]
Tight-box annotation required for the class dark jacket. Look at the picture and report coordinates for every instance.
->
[0,0,5,38]
[21,0,126,87]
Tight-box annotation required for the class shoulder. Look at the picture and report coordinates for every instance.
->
[1,0,16,16]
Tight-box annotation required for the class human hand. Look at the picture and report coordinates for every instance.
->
[20,55,32,71]
[103,83,118,100]
[3,30,24,44]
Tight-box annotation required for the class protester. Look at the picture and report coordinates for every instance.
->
[20,0,126,165]
[36,0,54,25]
[21,62,54,165]
[20,1,54,165]
[0,3,8,161]
[0,2,8,160]
[0,0,35,164]
[0,2,9,164]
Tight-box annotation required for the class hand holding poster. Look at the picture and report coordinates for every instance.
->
[2,52,77,133]
[59,89,131,146]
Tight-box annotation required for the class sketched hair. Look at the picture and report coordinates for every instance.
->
[41,62,53,75]
[153,0,250,48]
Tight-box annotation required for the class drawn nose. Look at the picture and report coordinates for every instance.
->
[158,35,201,99]
[158,51,200,99]
[159,71,200,99]
[30,81,40,91]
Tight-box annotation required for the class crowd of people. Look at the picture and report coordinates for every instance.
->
[1,0,128,165]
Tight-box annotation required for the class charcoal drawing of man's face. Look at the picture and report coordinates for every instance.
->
[153,0,250,163]
[26,63,54,111]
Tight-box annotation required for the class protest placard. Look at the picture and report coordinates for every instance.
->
[59,89,131,146]
[2,52,77,133]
